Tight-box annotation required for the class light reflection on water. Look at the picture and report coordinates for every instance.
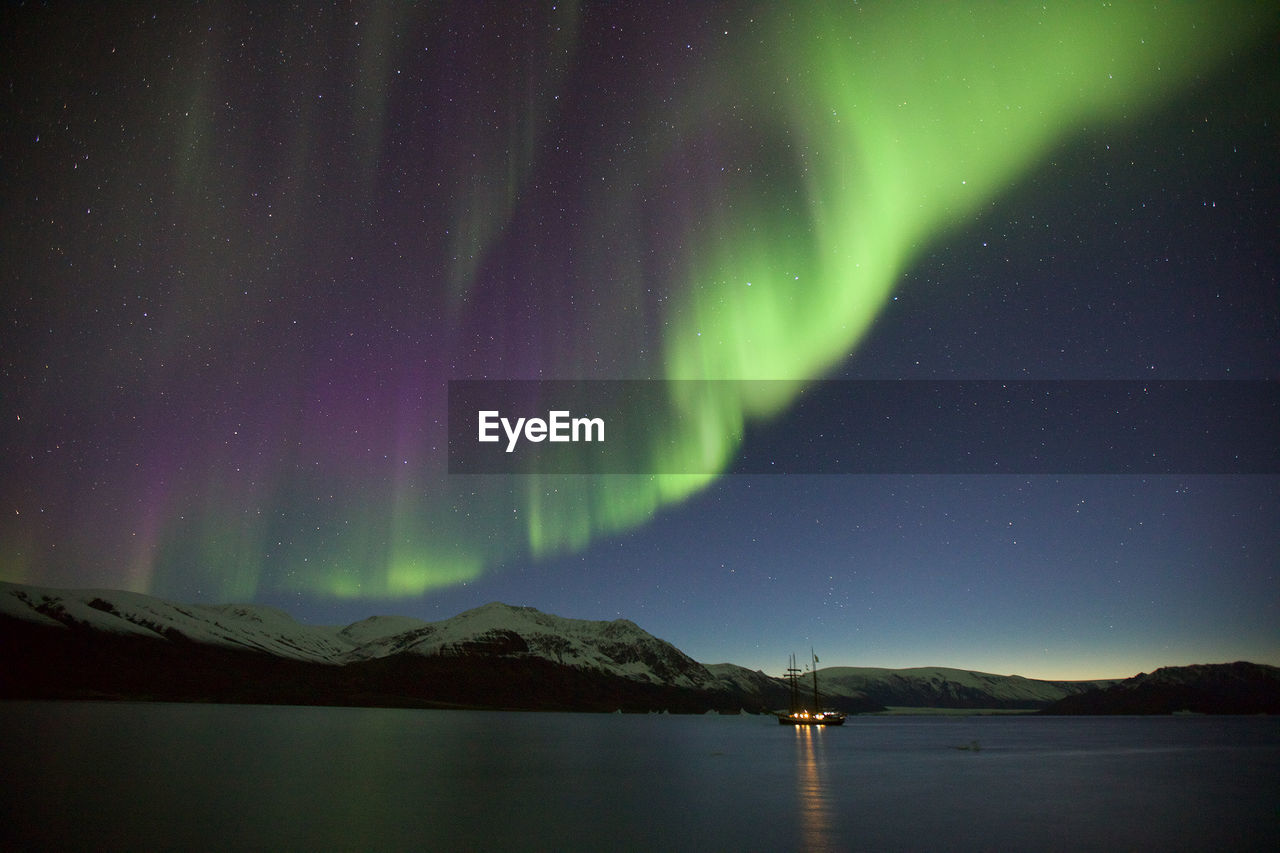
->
[2,703,1278,851]
[794,724,836,852]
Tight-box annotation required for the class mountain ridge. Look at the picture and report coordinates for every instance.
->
[3,581,1265,714]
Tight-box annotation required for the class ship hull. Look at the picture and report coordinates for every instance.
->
[777,712,846,726]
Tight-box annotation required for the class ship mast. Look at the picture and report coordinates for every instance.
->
[811,648,821,711]
[786,653,802,713]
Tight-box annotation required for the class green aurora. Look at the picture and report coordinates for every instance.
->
[4,2,1273,603]
[233,2,1271,600]
[476,3,1272,588]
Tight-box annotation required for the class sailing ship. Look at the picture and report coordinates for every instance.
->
[777,650,847,725]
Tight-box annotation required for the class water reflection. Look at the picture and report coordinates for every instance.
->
[4,706,1278,850]
[795,724,836,851]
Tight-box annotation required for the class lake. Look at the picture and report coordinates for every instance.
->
[2,702,1277,851]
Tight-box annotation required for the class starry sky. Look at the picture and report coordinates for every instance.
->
[3,1,1277,680]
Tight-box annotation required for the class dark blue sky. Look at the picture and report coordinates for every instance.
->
[3,2,1276,679]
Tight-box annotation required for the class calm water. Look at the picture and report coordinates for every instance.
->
[2,702,1277,851]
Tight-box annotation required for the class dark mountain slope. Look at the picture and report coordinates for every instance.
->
[1040,662,1280,715]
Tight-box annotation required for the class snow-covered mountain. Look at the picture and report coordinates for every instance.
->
[0,582,715,689]
[0,583,355,661]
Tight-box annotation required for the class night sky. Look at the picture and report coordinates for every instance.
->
[3,2,1277,680]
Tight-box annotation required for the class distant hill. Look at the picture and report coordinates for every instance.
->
[817,666,1115,710]
[1039,662,1280,715]
[703,662,883,714]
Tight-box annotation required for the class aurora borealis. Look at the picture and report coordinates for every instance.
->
[3,2,1277,678]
